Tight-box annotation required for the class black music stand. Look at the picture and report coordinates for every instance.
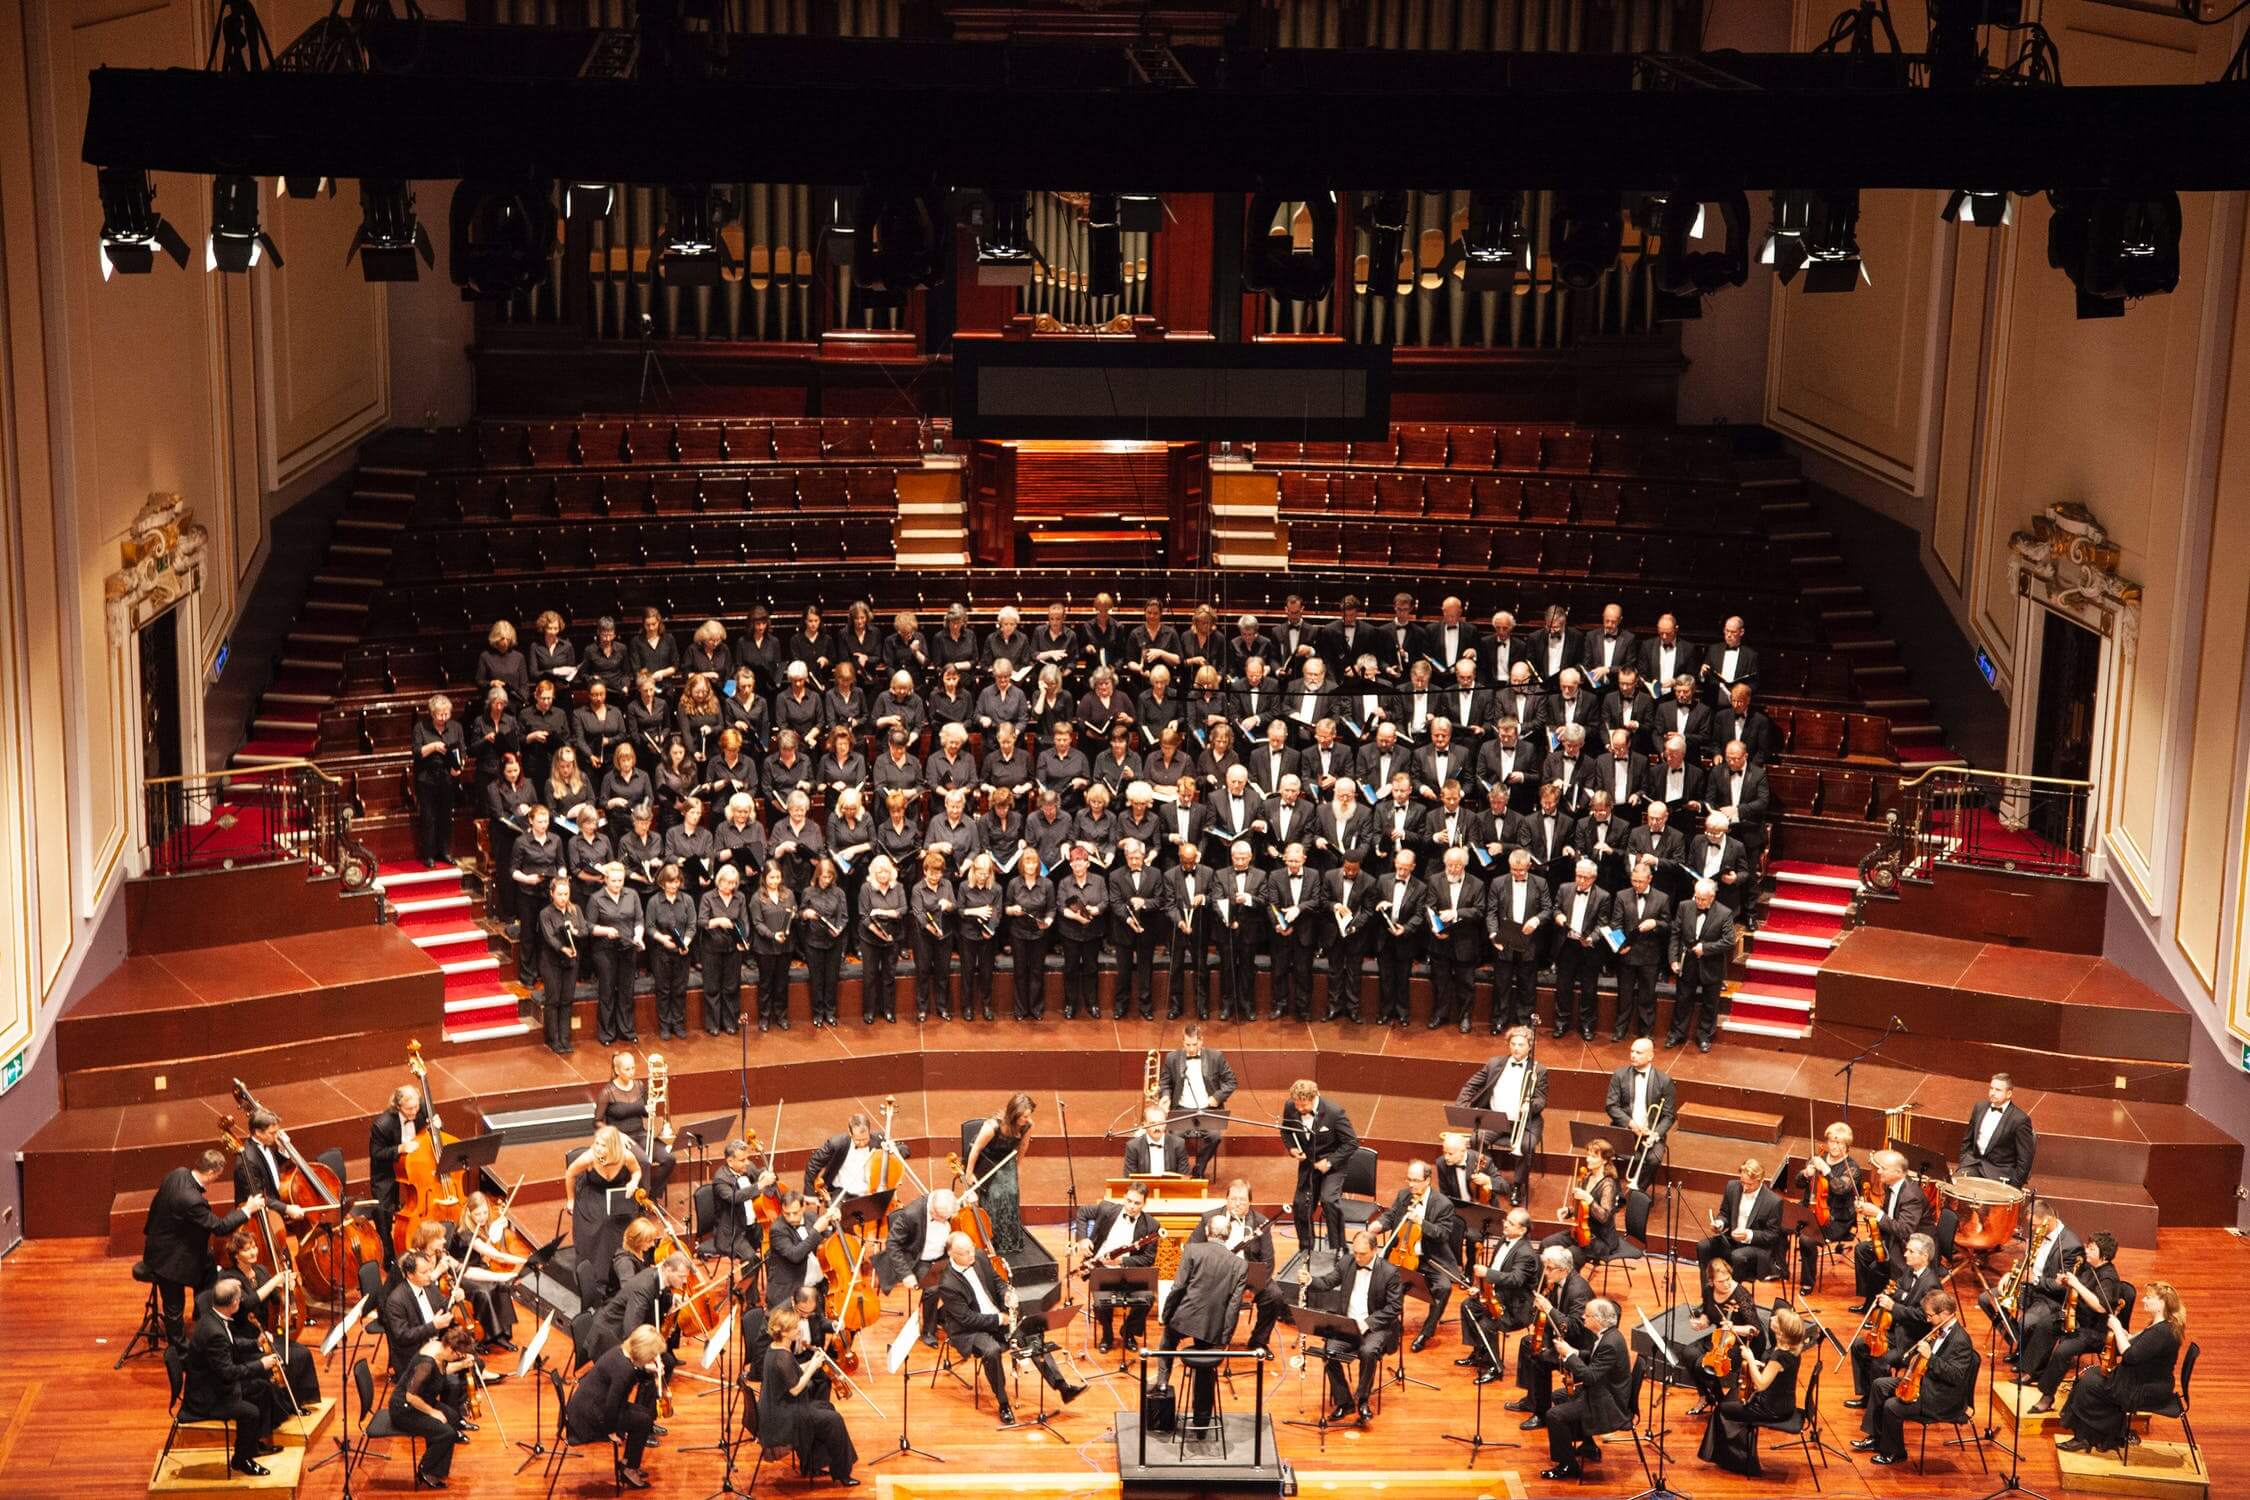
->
[1456,1201,1515,1254]
[1278,1303,1368,1450]
[1379,1266,1441,1394]
[1007,1300,1080,1435]
[1440,1304,1519,1463]
[829,1187,896,1239]
[867,1266,946,1469]
[672,1112,739,1151]
[436,1131,506,1192]
[1087,1265,1159,1364]
[1629,1302,1696,1495]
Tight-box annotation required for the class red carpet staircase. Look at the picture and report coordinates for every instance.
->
[376,861,527,1042]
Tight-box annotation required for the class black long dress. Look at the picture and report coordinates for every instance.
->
[572,1157,639,1306]
[759,1345,858,1481]
[1697,1346,1800,1476]
[597,1081,677,1196]
[2063,1321,2180,1452]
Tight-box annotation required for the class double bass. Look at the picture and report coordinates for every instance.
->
[230,1078,385,1308]
[212,1114,309,1326]
[392,1041,467,1254]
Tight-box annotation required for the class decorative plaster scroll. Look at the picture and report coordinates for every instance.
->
[103,492,207,647]
[2009,502,2143,654]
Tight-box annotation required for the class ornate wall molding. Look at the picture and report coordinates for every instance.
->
[2009,501,2145,654]
[102,493,207,647]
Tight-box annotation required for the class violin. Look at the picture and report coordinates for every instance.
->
[393,1041,467,1255]
[1382,1202,1426,1272]
[1860,1279,1896,1355]
[1566,1163,1596,1249]
[1702,1319,1739,1383]
[1805,1156,1836,1232]
[1853,1178,1882,1248]
[1894,1330,1936,1403]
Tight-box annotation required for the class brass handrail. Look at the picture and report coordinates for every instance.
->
[143,759,345,788]
[1894,763,2094,793]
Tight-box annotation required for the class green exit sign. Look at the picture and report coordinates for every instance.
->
[0,1048,22,1093]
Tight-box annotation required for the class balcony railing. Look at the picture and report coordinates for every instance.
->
[1859,765,2095,896]
[143,761,378,888]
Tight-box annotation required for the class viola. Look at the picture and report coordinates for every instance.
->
[1702,1320,1739,1382]
[1808,1157,1836,1231]
[392,1041,467,1255]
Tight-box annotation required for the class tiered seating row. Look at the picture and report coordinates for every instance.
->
[1275,470,1754,534]
[1251,423,1734,478]
[1286,519,1800,592]
[392,514,895,584]
[475,414,930,469]
[418,464,902,527]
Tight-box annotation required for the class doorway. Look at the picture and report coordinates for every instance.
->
[2027,606,2101,859]
[139,606,185,848]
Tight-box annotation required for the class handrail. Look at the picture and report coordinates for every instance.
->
[1894,763,2094,793]
[142,760,377,891]
[144,758,344,788]
[1857,764,2093,896]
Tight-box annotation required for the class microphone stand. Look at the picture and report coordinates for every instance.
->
[695,1277,750,1499]
[1628,1160,1689,1500]
[1960,1207,2042,1493]
[1829,1015,1905,1137]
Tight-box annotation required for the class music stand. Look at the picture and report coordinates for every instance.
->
[1278,1303,1369,1450]
[510,1311,560,1473]
[673,1112,739,1150]
[1379,1266,1441,1394]
[1440,1304,1519,1463]
[1895,1140,1951,1185]
[829,1187,897,1238]
[1087,1265,1159,1362]
[436,1131,506,1183]
[869,1290,945,1468]
[1007,1300,1081,1435]
[1456,1201,1515,1254]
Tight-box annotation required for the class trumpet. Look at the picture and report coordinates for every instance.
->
[1144,1048,1162,1103]
[646,1053,672,1157]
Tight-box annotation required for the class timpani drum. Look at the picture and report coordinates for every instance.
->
[1940,1176,2025,1253]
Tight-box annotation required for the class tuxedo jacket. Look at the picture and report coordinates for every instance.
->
[1310,1255,1405,1342]
[1484,874,1552,955]
[1122,1132,1191,1177]
[1604,1065,1677,1140]
[1162,1239,1249,1345]
[143,1169,247,1287]
[1424,872,1488,958]
[1670,899,1738,980]
[1457,1055,1548,1120]
[1279,1097,1359,1172]
[1711,1179,1787,1255]
[1160,1047,1238,1113]
[1958,1102,2037,1188]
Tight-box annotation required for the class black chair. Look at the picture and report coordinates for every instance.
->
[1335,1146,1382,1245]
[1907,1397,1988,1475]
[1751,1359,1827,1490]
[538,1366,620,1499]
[117,1260,168,1368]
[1593,1356,1657,1483]
[1589,1189,1651,1300]
[2123,1340,2198,1472]
[691,1182,722,1256]
[350,1357,422,1481]
[1933,1207,1960,1265]
[154,1341,236,1473]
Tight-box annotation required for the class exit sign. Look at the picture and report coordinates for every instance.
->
[0,1047,22,1093]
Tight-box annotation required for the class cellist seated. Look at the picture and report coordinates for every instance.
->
[1365,1161,1465,1353]
[933,1232,1086,1426]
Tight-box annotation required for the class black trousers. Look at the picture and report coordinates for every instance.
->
[1113,933,1158,1018]
[538,954,579,1052]
[1429,948,1476,1024]
[1060,937,1102,1017]
[755,952,791,1024]
[649,945,690,1034]
[1545,1393,1605,1466]
[1293,1166,1348,1252]
[514,885,546,981]
[616,1400,655,1467]
[1376,937,1420,1021]
[156,1278,193,1347]
[1095,1294,1151,1344]
[2035,1328,2106,1401]
[1554,943,1605,1033]
[189,1392,270,1464]
[1163,1334,1227,1426]
[1219,930,1260,1019]
[1323,940,1368,1019]
[1671,966,1726,1043]
[959,936,997,1016]
[700,941,743,1031]
[414,777,456,863]
[1182,1129,1222,1182]
[486,826,518,918]
[1492,950,1540,1028]
[862,940,900,1021]
[1320,1331,1390,1409]
[1271,938,1315,1019]
[914,930,954,1018]
[1853,1239,1904,1299]
[1009,934,1048,1019]
[1458,1300,1519,1370]
[1169,930,1212,1017]
[592,943,637,1042]
[1616,962,1660,1037]
[804,943,841,1020]
[1695,1234,1777,1284]
[392,1405,459,1478]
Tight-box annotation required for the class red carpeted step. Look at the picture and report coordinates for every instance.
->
[265,669,338,699]
[1768,859,1860,885]
[1757,908,1847,941]
[233,733,316,763]
[1896,742,1965,765]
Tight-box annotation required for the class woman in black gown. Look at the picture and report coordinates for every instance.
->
[1699,1304,1806,1476]
[565,1125,643,1306]
[208,1230,321,1404]
[964,1092,1036,1258]
[758,1305,860,1487]
[2059,1281,2186,1456]
[595,1051,676,1196]
[389,1324,481,1489]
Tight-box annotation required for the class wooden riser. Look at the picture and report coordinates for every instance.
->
[2056,1439,2207,1499]
[166,1400,335,1451]
[150,1445,303,1494]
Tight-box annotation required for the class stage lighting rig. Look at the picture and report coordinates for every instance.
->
[1242,193,1336,304]
[96,169,190,279]
[2047,189,2179,320]
[206,174,281,272]
[1549,191,1623,290]
[564,183,615,220]
[348,179,434,281]
[448,179,555,302]
[1359,191,1409,298]
[973,191,1039,288]
[853,183,949,305]
[1762,188,1868,292]
[657,184,735,287]
[1650,190,1749,320]
[1458,190,1531,293]
[1943,189,2013,227]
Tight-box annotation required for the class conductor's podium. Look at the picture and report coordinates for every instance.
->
[149,1398,334,1495]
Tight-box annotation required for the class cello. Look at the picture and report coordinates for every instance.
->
[392,1040,467,1255]
[213,1114,310,1326]
[943,1151,1007,1279]
[230,1078,385,1309]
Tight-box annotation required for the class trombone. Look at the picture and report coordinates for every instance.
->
[1626,1100,1664,1191]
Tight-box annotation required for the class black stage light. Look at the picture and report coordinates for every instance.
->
[975,190,1037,288]
[448,179,555,302]
[1242,192,1336,303]
[1460,190,1530,293]
[1119,194,1164,234]
[1550,191,1623,290]
[96,168,189,279]
[1943,189,2012,228]
[2047,189,2180,320]
[282,176,332,200]
[1361,191,1409,298]
[1653,190,1750,320]
[348,179,434,282]
[207,174,281,272]
[1086,192,1124,300]
[854,183,949,305]
[657,184,734,287]
[1762,188,1867,292]
[564,183,615,220]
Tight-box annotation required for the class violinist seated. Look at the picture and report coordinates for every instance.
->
[446,1191,523,1354]
[381,1250,460,1379]
[1698,1305,1808,1478]
[588,1252,693,1370]
[207,1229,321,1405]
[1535,1295,1635,1483]
[933,1231,1087,1427]
[144,1148,259,1347]
[1434,1132,1503,1254]
[1077,1184,1160,1352]
[1457,1205,1539,1386]
[1517,1244,1594,1429]
[2026,1231,2122,1412]
[1845,1231,1943,1409]
[1121,1103,1189,1179]
[1795,1121,1864,1295]
[1539,1138,1622,1270]
[757,1304,861,1487]
[1303,1229,1405,1426]
[1851,1150,1931,1311]
[743,1285,831,1388]
[1367,1161,1466,1352]
[2058,1281,2185,1456]
[389,1325,482,1490]
[180,1278,285,1477]
[232,1110,311,1230]
[405,1216,485,1376]
[1198,1179,1285,1354]
[1851,1289,1979,1465]
[596,1052,676,1198]
[565,1324,665,1491]
[877,1187,960,1347]
[611,1218,667,1305]
[1685,1258,1765,1417]
[1976,1197,2079,1368]
[709,1137,777,1264]
[1694,1158,1786,1285]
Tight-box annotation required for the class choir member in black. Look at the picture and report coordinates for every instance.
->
[695,863,746,1035]
[1458,1206,1538,1384]
[1548,858,1609,1040]
[1301,1229,1404,1425]
[1093,726,1142,802]
[565,1126,643,1307]
[533,875,586,1054]
[1106,840,1164,1020]
[1156,1024,1237,1180]
[749,861,797,1032]
[625,673,674,769]
[1281,1080,1359,1254]
[701,726,759,809]
[367,1084,426,1265]
[1847,1231,1942,1405]
[859,854,908,1024]
[1370,1161,1466,1350]
[565,1323,665,1490]
[1697,1157,1786,1282]
[926,664,973,735]
[1055,844,1107,1020]
[1543,1139,1622,1269]
[1796,1121,1864,1292]
[1604,862,1671,1041]
[627,608,679,690]
[822,663,867,744]
[1854,1290,1979,1465]
[583,617,630,694]
[1667,878,1737,1052]
[1485,849,1550,1032]
[764,730,817,807]
[145,1150,260,1346]
[759,1304,860,1485]
[1004,848,1055,1021]
[1605,1037,1676,1190]
[476,618,530,706]
[1161,843,1214,1019]
[1077,1184,1160,1351]
[1959,1072,2038,1188]
[1457,1026,1546,1205]
[564,802,612,901]
[1687,1256,1765,1414]
[1261,843,1318,1019]
[596,1051,675,1197]
[1200,1179,1285,1352]
[933,1231,1086,1425]
[1215,842,1266,1021]
[1536,1296,1634,1481]
[871,730,925,803]
[528,608,578,687]
[2058,1281,2184,1455]
[674,677,724,766]
[818,724,866,810]
[713,791,766,889]
[1121,1102,1186,1178]
[773,667,825,745]
[981,720,1034,806]
[468,686,519,789]
[603,751,656,863]
[870,671,926,749]
[827,788,876,926]
[1699,1304,1807,1477]
[1373,849,1427,1026]
[799,855,849,1028]
[484,754,536,921]
[710,1138,776,1264]
[207,1230,320,1403]
[506,804,563,981]
[388,1323,479,1489]
[909,849,957,1022]
[686,617,734,689]
[2028,1231,2124,1409]
[927,787,985,881]
[586,864,644,1046]
[768,789,827,894]
[1981,1198,2079,1365]
[517,677,570,788]
[950,852,1002,1021]
[182,1278,285,1475]
[1320,847,1378,1021]
[1851,1149,1932,1307]
[578,685,629,805]
[411,693,467,868]
[1424,845,1487,1032]
[642,864,696,1041]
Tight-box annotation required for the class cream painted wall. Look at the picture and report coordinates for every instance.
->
[1755,1,2250,1050]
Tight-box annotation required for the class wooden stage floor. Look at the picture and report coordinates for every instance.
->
[2,1229,2233,1499]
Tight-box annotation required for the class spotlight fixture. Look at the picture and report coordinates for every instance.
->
[1761,188,1868,292]
[657,184,734,287]
[95,168,190,279]
[1085,192,1123,300]
[974,190,1038,288]
[1549,191,1623,290]
[1458,190,1531,293]
[1241,192,1336,304]
[447,179,556,303]
[282,176,333,200]
[853,183,949,305]
[206,174,281,272]
[1942,189,2013,228]
[1652,190,1750,320]
[1118,194,1164,234]
[563,182,615,220]
[2047,189,2180,320]
[1361,191,1409,299]
[347,179,434,282]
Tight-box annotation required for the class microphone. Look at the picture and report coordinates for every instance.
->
[1891,1015,1909,1033]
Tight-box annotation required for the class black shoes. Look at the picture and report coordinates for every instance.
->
[1475,1368,1503,1386]
[1410,1330,1435,1353]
